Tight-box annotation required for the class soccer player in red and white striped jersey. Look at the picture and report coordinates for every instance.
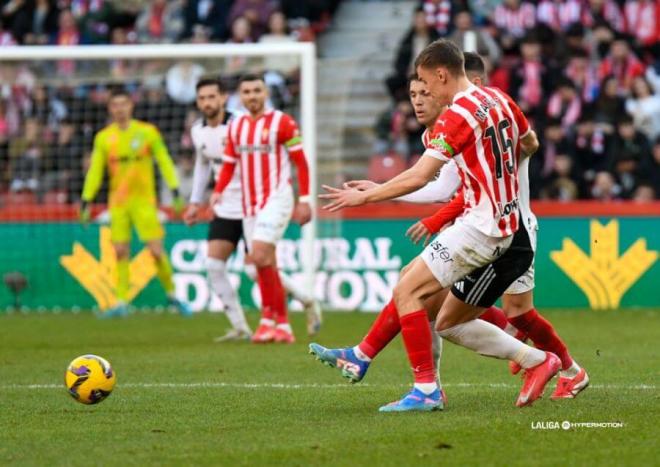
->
[317,40,559,411]
[211,74,311,344]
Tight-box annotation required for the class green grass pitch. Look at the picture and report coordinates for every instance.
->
[0,309,658,466]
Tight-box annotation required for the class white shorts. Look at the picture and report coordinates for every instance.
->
[421,217,513,288]
[242,185,294,251]
[504,226,537,295]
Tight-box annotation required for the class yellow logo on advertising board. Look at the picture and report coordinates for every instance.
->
[551,220,658,309]
[59,227,157,310]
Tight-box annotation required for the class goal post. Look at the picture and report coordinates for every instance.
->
[0,43,317,312]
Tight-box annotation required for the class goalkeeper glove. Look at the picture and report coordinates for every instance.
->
[172,189,185,216]
[79,201,91,225]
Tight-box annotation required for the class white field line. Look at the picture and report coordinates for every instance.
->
[0,382,656,390]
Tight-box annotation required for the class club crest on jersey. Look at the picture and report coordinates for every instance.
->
[262,128,269,140]
[131,138,140,150]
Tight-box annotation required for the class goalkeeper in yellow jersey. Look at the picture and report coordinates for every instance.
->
[80,88,191,317]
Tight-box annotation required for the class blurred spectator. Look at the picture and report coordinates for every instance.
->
[260,11,298,74]
[385,8,439,101]
[0,17,17,44]
[373,100,424,160]
[467,0,499,26]
[651,137,660,191]
[581,0,623,32]
[633,183,656,202]
[183,0,233,41]
[593,75,625,127]
[449,9,500,65]
[421,0,454,36]
[72,0,115,45]
[229,0,278,42]
[538,117,571,178]
[40,118,83,202]
[564,51,599,103]
[9,118,45,192]
[509,34,553,118]
[166,61,206,105]
[492,0,536,48]
[625,76,660,142]
[623,0,659,49]
[541,153,580,201]
[608,115,652,198]
[227,15,252,44]
[537,0,582,33]
[1,0,31,43]
[573,112,610,190]
[24,85,67,130]
[591,171,621,200]
[598,37,646,93]
[135,0,184,44]
[23,0,59,45]
[547,77,582,131]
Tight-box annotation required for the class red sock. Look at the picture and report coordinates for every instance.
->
[509,308,573,370]
[400,310,435,384]
[358,299,400,359]
[257,266,287,324]
[479,306,508,330]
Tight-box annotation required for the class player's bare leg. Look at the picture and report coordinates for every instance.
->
[147,240,191,316]
[503,292,588,399]
[102,242,130,318]
[207,239,252,342]
[251,240,292,344]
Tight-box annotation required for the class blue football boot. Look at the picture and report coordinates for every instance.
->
[98,302,128,319]
[378,387,444,412]
[309,343,370,383]
[169,297,193,317]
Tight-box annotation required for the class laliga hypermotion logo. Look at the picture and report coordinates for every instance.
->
[551,220,658,309]
[59,227,157,310]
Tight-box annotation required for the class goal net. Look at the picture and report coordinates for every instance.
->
[0,43,316,314]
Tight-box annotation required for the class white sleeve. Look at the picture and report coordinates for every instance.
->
[395,162,461,203]
[189,137,212,204]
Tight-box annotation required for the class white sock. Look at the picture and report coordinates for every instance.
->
[353,345,372,362]
[438,319,546,369]
[276,322,292,333]
[206,258,251,333]
[260,318,275,327]
[430,320,443,387]
[560,361,581,378]
[279,271,313,305]
[414,382,438,395]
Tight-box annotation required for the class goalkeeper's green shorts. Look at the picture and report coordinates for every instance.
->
[110,203,164,244]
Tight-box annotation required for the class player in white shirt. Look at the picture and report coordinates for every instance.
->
[184,77,252,341]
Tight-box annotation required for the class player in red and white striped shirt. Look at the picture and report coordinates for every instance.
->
[316,40,559,412]
[211,74,311,344]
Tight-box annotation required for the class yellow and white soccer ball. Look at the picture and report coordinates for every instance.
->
[65,355,116,404]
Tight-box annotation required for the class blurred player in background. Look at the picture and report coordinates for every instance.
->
[210,74,317,344]
[80,88,190,318]
[184,77,253,341]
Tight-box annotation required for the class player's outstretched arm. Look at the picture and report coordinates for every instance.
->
[209,160,237,207]
[319,155,444,212]
[520,130,539,159]
[396,161,461,204]
[406,191,466,245]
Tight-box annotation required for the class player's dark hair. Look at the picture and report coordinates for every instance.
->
[414,39,464,76]
[407,72,420,88]
[238,73,265,85]
[196,76,226,93]
[463,52,485,78]
[109,87,130,100]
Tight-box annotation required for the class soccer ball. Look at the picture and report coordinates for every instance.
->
[65,354,116,404]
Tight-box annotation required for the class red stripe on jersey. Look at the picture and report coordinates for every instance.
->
[260,112,275,209]
[453,96,499,220]
[245,118,258,216]
[233,118,249,217]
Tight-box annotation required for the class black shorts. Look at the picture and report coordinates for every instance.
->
[208,217,243,244]
[451,225,534,308]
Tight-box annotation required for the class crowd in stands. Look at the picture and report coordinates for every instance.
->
[0,0,339,204]
[378,0,659,201]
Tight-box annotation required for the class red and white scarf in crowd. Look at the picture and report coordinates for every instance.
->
[537,0,582,31]
[624,0,659,46]
[423,0,452,35]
